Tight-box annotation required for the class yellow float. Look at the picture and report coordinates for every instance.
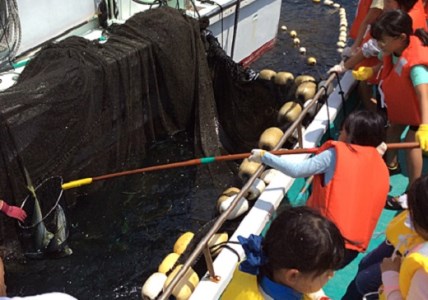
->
[278,101,302,123]
[307,57,317,66]
[273,72,294,85]
[238,158,262,181]
[294,74,315,86]
[164,265,199,300]
[258,69,277,80]
[296,81,317,102]
[173,232,194,255]
[258,127,284,150]
[158,252,180,274]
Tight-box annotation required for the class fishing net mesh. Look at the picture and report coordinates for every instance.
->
[0,7,293,249]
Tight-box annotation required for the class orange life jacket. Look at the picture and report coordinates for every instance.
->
[307,141,389,252]
[424,1,428,20]
[349,0,373,40]
[409,0,428,30]
[379,36,428,126]
[354,1,427,85]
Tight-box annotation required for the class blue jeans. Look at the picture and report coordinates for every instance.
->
[342,241,394,300]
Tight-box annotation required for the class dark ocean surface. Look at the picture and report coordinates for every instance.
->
[6,1,358,299]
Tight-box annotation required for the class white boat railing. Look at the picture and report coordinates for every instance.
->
[159,71,357,300]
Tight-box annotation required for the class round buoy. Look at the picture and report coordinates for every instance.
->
[217,188,242,210]
[245,178,266,200]
[293,37,300,45]
[173,232,194,255]
[278,101,302,124]
[280,25,287,31]
[238,158,262,181]
[218,195,249,220]
[258,69,277,80]
[142,272,167,300]
[222,187,240,197]
[307,57,317,66]
[333,3,340,8]
[337,41,346,48]
[164,265,199,300]
[296,81,317,102]
[274,71,294,85]
[158,253,180,274]
[258,127,284,150]
[299,47,307,55]
[295,75,316,86]
[216,194,230,211]
[208,232,229,256]
[338,36,347,43]
[260,169,283,185]
[289,30,297,38]
[337,47,344,54]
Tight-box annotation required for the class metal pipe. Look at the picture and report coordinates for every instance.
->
[158,72,346,299]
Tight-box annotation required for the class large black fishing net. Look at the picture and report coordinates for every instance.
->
[0,7,293,252]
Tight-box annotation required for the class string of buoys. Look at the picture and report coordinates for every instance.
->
[142,3,347,298]
[281,0,349,59]
[281,27,317,66]
[142,230,229,299]
[337,7,348,54]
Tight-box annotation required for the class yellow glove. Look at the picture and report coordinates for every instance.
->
[248,149,266,163]
[352,66,374,81]
[416,124,428,152]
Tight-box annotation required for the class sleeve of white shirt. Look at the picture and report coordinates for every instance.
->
[407,269,428,299]
[361,39,380,58]
[382,271,402,300]
[261,148,334,179]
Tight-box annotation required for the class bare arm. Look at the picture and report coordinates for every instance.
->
[344,49,365,70]
[351,8,383,51]
[414,83,428,123]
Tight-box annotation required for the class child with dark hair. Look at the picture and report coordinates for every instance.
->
[379,174,428,299]
[221,206,345,300]
[370,9,428,209]
[343,175,428,299]
[249,110,389,267]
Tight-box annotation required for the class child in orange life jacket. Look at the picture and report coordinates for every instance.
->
[329,0,383,111]
[370,10,428,209]
[330,0,427,112]
[249,110,389,267]
[221,206,345,300]
[349,0,384,54]
[379,174,428,299]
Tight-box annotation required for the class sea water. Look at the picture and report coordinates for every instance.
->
[6,1,358,299]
